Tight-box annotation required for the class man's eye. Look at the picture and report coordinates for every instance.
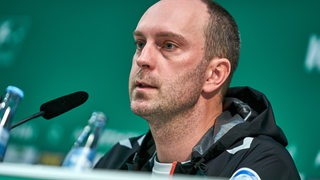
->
[135,41,145,50]
[163,42,176,50]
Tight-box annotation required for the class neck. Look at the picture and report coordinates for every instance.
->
[149,100,222,163]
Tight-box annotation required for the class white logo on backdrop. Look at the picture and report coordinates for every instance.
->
[305,34,320,72]
[0,16,30,67]
[315,150,320,168]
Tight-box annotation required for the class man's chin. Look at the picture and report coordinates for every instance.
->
[131,105,154,118]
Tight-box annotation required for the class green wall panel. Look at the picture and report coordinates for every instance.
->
[0,0,319,178]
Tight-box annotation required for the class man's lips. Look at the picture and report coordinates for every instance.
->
[135,80,157,88]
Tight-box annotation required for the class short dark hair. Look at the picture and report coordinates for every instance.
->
[202,0,240,94]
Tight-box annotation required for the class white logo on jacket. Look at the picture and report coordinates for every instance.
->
[230,167,261,180]
[227,137,254,154]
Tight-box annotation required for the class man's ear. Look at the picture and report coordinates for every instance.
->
[202,58,231,93]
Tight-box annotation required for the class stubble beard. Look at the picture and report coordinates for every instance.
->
[129,60,207,125]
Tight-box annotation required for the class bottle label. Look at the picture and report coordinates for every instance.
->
[0,126,9,160]
[62,147,95,170]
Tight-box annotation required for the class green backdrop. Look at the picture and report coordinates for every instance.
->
[0,0,319,179]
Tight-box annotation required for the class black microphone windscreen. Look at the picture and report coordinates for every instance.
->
[40,91,88,119]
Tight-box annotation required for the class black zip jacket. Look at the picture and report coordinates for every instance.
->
[94,87,300,179]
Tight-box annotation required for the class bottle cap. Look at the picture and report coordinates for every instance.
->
[6,86,24,98]
[89,111,106,127]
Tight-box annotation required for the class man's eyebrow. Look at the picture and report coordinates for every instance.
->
[133,30,186,42]
[133,30,144,37]
[156,32,185,41]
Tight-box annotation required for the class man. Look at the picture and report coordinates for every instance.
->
[95,0,300,179]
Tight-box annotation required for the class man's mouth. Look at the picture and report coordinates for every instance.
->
[135,81,156,88]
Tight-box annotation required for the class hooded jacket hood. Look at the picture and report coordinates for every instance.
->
[225,86,287,145]
[189,86,288,167]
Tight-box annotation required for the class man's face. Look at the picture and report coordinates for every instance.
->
[129,0,210,121]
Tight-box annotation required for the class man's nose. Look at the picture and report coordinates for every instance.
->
[136,43,157,69]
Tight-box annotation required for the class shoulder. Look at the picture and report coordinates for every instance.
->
[248,135,293,161]
[94,134,147,170]
[232,135,300,179]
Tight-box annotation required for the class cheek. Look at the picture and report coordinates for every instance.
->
[129,61,139,77]
[129,66,137,89]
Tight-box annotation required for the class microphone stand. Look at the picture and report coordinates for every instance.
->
[10,111,45,130]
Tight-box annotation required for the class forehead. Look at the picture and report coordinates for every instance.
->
[135,0,209,39]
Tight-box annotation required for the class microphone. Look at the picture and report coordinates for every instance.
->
[10,91,89,130]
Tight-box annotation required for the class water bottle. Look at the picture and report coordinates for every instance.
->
[62,111,106,170]
[0,86,24,161]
